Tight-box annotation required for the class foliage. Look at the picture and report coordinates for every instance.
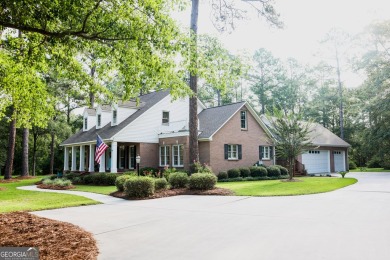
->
[162,166,176,179]
[275,165,288,175]
[217,171,228,180]
[79,173,118,186]
[168,172,189,189]
[249,166,267,177]
[188,173,217,190]
[191,160,213,174]
[239,167,251,178]
[266,166,281,177]
[154,178,169,191]
[227,168,240,178]
[123,177,155,198]
[349,161,357,170]
[218,175,289,182]
[115,175,134,192]
[338,171,348,178]
[123,171,137,176]
[42,178,72,187]
[140,167,159,178]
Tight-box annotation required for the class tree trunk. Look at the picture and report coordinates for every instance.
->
[21,128,29,176]
[49,132,55,175]
[217,89,221,106]
[89,66,96,108]
[335,47,344,139]
[32,131,38,176]
[4,111,16,179]
[189,0,200,172]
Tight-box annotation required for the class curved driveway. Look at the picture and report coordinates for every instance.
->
[34,172,390,260]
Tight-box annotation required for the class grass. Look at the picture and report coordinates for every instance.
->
[73,185,116,195]
[217,177,357,196]
[0,177,100,213]
[350,168,390,172]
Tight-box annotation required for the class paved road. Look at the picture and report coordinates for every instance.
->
[33,172,390,260]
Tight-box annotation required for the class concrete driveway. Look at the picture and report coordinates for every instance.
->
[34,172,390,260]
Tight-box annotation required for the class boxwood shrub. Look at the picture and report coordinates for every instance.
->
[168,172,189,188]
[239,167,250,177]
[189,173,217,190]
[275,165,288,176]
[115,175,134,192]
[227,168,240,178]
[267,166,281,177]
[124,177,155,198]
[155,178,168,191]
[249,166,267,177]
[217,171,228,180]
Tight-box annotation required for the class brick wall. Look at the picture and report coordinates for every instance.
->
[158,136,190,171]
[139,143,159,169]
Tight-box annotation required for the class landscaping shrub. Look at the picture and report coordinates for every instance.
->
[217,171,228,180]
[79,173,118,185]
[124,177,155,198]
[154,178,168,191]
[239,167,250,177]
[140,167,159,177]
[42,178,72,187]
[227,168,240,178]
[267,166,281,177]
[168,172,189,188]
[82,174,94,184]
[163,167,176,180]
[349,161,357,170]
[192,161,213,174]
[189,173,217,190]
[123,171,137,176]
[275,165,288,175]
[72,177,83,184]
[115,175,134,192]
[249,166,267,177]
[338,171,348,178]
[367,157,381,168]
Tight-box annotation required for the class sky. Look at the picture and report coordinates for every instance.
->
[173,0,390,87]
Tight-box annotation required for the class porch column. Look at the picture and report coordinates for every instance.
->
[79,145,85,172]
[64,147,69,171]
[89,144,95,172]
[111,141,118,173]
[71,146,77,171]
[99,151,106,173]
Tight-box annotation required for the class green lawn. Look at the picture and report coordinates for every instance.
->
[217,177,357,196]
[73,185,116,195]
[350,168,390,172]
[0,177,100,213]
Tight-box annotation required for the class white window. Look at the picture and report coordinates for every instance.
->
[162,111,169,125]
[241,111,247,129]
[160,146,170,166]
[113,110,117,124]
[84,117,88,130]
[97,114,101,127]
[228,144,238,160]
[262,146,270,160]
[172,145,184,167]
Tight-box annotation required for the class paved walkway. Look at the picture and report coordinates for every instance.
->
[31,172,390,260]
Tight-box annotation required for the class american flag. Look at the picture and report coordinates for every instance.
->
[95,135,109,164]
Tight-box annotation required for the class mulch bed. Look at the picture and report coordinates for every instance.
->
[0,212,98,260]
[112,187,234,200]
[37,184,75,190]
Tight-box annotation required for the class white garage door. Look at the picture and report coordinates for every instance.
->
[302,150,330,174]
[334,150,346,172]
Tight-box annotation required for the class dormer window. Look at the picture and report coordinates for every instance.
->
[162,111,169,125]
[113,110,117,124]
[97,114,101,127]
[84,117,88,130]
[241,111,247,130]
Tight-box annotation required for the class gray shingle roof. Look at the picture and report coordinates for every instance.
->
[61,90,170,145]
[198,102,245,139]
[84,108,96,116]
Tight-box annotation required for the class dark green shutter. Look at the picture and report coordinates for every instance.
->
[224,144,228,160]
[259,146,263,159]
[270,146,274,159]
[238,145,242,160]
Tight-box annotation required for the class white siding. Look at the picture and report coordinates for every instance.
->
[114,96,190,143]
[83,110,96,131]
[111,104,137,126]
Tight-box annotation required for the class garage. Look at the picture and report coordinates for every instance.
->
[334,150,346,172]
[302,150,330,174]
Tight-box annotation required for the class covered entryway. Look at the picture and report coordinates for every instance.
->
[302,150,330,174]
[334,150,346,172]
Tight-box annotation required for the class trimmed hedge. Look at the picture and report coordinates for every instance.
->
[124,177,155,198]
[168,172,189,188]
[189,173,217,190]
[267,166,281,177]
[275,165,288,176]
[115,175,134,192]
[249,166,267,177]
[227,168,240,178]
[42,178,72,187]
[239,167,251,178]
[155,178,168,191]
[217,171,228,180]
[218,175,289,182]
[140,167,159,177]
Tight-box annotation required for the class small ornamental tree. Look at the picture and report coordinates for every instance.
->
[267,112,312,180]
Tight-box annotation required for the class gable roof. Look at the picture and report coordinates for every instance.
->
[198,102,246,139]
[61,90,170,146]
[260,115,350,147]
[84,108,96,116]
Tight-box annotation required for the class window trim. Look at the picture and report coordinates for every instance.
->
[262,146,270,160]
[172,144,184,167]
[240,110,247,130]
[228,144,238,160]
[159,145,170,167]
[162,111,170,125]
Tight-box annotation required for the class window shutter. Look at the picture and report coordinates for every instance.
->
[238,145,242,160]
[259,146,263,159]
[224,144,228,160]
[270,146,274,159]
